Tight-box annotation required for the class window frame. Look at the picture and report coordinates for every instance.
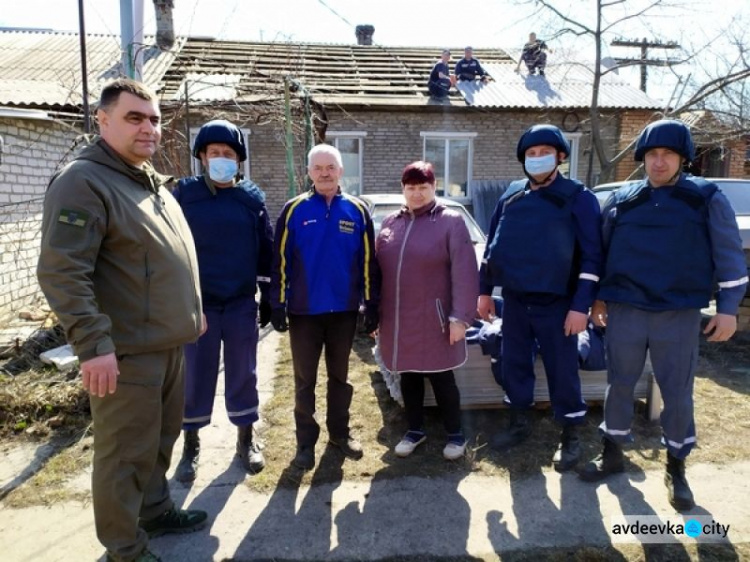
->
[326,131,367,196]
[420,131,477,203]
[561,132,582,180]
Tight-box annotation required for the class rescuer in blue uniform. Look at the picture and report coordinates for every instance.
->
[428,49,454,99]
[579,119,748,511]
[478,124,603,471]
[172,120,274,482]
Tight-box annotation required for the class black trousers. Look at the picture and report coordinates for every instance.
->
[288,311,358,447]
[401,370,462,435]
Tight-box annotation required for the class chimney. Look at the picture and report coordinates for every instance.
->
[153,0,175,50]
[355,25,374,46]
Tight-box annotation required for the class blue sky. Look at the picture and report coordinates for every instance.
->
[1,0,748,105]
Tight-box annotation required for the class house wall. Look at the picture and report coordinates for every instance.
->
[614,109,654,182]
[161,106,620,220]
[727,138,746,178]
[0,117,77,326]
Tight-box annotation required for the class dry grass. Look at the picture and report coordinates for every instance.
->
[249,329,750,493]
[2,434,93,507]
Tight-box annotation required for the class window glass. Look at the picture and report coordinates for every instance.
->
[424,137,472,198]
[329,136,363,195]
[447,140,470,197]
[425,139,446,195]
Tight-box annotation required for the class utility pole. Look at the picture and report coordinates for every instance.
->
[120,0,145,79]
[77,0,90,133]
[611,38,681,93]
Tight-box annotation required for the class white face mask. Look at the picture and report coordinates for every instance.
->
[524,153,557,176]
[207,157,238,183]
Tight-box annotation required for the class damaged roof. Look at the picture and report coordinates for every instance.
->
[160,38,512,106]
[0,30,661,111]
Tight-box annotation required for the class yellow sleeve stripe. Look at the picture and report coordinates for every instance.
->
[278,193,312,305]
[345,195,371,302]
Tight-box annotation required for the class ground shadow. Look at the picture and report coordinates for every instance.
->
[230,444,345,559]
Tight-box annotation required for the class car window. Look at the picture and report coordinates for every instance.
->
[368,204,403,235]
[594,188,616,209]
[717,181,750,214]
[369,201,486,244]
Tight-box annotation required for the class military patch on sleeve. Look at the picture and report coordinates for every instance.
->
[57,209,89,227]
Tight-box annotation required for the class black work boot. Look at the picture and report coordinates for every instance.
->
[237,424,265,474]
[175,429,200,483]
[665,452,695,511]
[490,409,533,451]
[578,438,624,482]
[552,425,581,472]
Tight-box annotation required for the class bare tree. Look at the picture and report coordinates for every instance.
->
[525,0,750,183]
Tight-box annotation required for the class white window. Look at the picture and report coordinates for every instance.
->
[326,132,366,196]
[189,127,252,179]
[558,132,582,180]
[420,132,477,201]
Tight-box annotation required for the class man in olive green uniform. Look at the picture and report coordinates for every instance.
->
[37,79,207,562]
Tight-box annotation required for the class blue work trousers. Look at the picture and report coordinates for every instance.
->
[182,295,260,430]
[501,292,586,424]
[600,303,699,459]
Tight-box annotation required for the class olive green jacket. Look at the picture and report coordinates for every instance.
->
[37,138,202,362]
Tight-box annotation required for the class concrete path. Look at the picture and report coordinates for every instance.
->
[1,326,749,561]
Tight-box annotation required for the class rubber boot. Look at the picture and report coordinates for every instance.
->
[490,409,533,451]
[665,452,695,511]
[578,437,624,482]
[552,425,581,472]
[175,429,200,483]
[237,424,265,474]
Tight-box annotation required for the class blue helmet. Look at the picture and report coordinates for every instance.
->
[516,124,570,162]
[193,119,247,162]
[634,119,695,162]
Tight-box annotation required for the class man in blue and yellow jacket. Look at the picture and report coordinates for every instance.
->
[270,144,378,471]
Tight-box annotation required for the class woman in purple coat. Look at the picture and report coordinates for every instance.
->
[375,161,479,460]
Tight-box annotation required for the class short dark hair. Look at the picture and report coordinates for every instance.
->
[401,161,435,185]
[98,78,157,112]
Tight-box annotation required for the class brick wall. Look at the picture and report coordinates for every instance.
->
[0,117,78,326]
[614,109,654,182]
[161,107,620,219]
[727,138,747,178]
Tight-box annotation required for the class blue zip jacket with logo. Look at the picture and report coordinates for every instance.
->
[270,188,377,315]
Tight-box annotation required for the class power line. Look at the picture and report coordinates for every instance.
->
[316,0,355,31]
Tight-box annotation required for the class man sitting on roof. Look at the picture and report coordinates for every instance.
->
[428,49,456,99]
[455,46,492,83]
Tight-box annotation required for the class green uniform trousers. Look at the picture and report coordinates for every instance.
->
[89,347,184,561]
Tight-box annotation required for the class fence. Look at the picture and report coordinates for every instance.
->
[0,197,45,328]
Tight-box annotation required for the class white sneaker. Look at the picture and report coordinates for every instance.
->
[443,440,466,460]
[394,432,427,457]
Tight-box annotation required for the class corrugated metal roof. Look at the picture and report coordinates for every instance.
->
[0,30,183,108]
[456,62,663,110]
